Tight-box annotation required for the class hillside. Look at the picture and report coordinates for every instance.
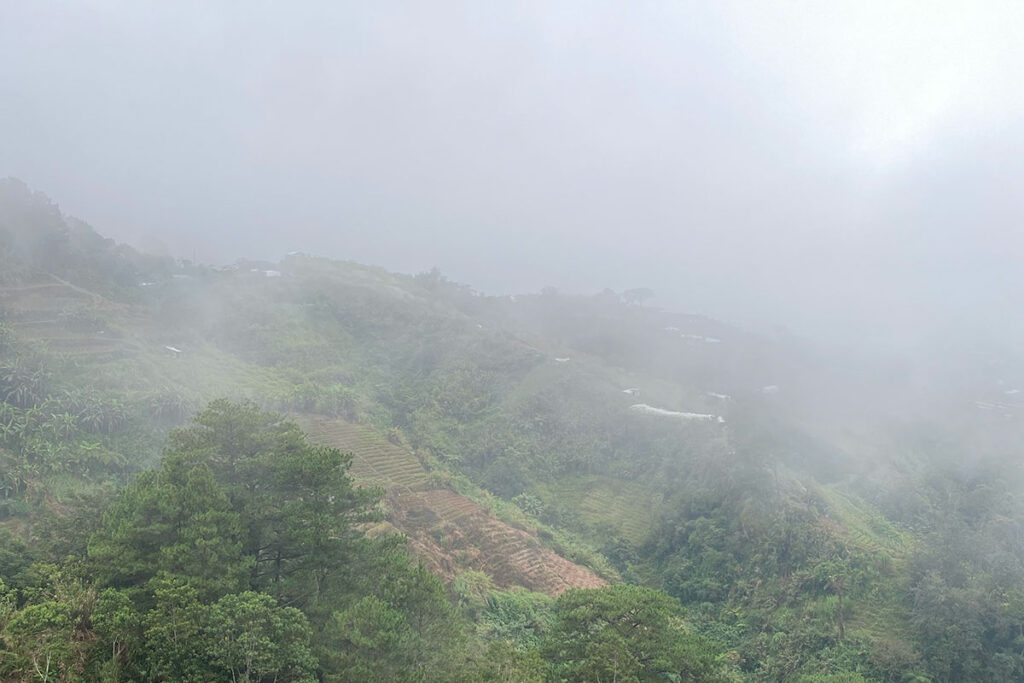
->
[299,416,605,595]
[3,181,1024,680]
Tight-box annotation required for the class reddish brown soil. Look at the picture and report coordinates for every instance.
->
[299,416,606,595]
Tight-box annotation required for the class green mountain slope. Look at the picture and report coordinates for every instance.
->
[4,180,1024,680]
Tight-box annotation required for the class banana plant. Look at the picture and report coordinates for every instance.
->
[0,360,50,408]
[44,411,79,441]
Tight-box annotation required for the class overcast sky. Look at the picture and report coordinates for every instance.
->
[2,1,1023,343]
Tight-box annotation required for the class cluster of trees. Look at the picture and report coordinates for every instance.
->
[0,400,729,681]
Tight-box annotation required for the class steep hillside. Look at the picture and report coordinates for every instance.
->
[299,416,605,595]
[0,185,608,597]
[5,183,1024,680]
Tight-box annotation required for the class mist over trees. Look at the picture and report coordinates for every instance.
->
[2,3,1024,681]
[1,184,1024,680]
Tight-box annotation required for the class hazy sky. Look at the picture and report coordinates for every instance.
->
[2,1,1023,341]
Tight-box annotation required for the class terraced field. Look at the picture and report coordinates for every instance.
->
[299,417,429,490]
[536,475,658,545]
[817,484,910,560]
[0,277,135,362]
[299,416,606,595]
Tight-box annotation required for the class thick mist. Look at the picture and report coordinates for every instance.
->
[2,1,1023,346]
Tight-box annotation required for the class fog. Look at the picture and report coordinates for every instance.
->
[7,8,1024,676]
[3,1,1023,345]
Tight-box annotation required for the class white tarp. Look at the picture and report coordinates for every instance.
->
[629,403,724,423]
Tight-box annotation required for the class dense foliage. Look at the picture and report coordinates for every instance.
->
[5,182,1024,680]
[0,402,728,681]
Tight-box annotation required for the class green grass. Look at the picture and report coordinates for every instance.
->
[815,483,910,558]
[534,474,659,545]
